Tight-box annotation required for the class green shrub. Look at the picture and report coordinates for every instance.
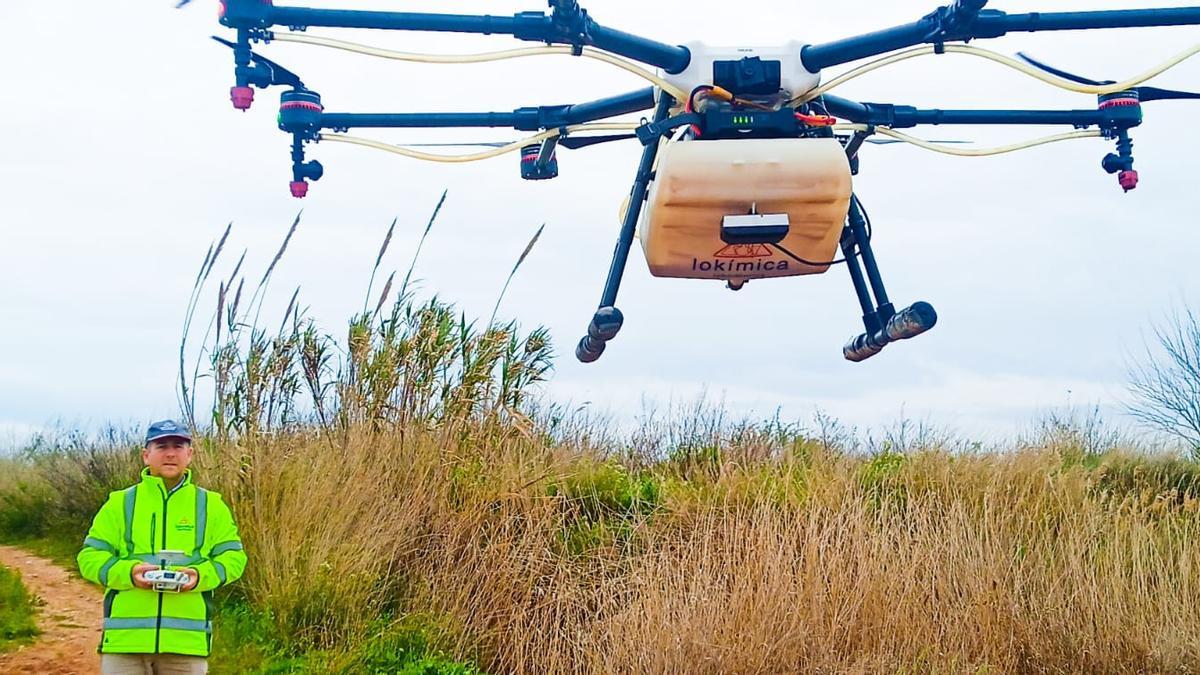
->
[547,461,660,522]
[859,449,908,510]
[0,470,54,540]
[1092,452,1200,503]
[333,617,482,675]
[0,564,39,653]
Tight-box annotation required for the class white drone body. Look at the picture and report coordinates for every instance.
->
[661,41,821,98]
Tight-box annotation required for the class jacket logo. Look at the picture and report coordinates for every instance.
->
[174,518,195,533]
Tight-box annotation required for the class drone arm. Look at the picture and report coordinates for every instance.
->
[583,24,690,73]
[269,7,516,33]
[559,87,656,125]
[821,94,1145,191]
[224,1,690,72]
[312,88,655,132]
[802,3,1200,71]
[801,0,997,71]
[820,94,1119,129]
[979,6,1200,33]
[319,113,521,130]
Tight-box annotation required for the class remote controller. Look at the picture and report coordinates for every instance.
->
[144,569,191,592]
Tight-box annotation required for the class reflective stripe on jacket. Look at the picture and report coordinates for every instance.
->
[77,468,248,656]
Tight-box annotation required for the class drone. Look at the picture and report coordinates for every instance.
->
[206,0,1200,364]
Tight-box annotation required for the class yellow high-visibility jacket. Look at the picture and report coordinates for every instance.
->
[77,469,247,656]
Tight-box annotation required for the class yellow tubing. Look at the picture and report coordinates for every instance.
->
[796,42,1200,103]
[270,32,1199,110]
[872,127,1102,157]
[321,120,1101,163]
[271,32,690,102]
[318,122,639,163]
[833,124,1103,156]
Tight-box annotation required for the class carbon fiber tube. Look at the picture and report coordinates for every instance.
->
[319,113,517,129]
[562,88,657,125]
[803,3,1200,71]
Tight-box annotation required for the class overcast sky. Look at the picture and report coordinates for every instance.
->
[2,0,1199,446]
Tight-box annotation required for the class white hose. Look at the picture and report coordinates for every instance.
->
[271,32,690,102]
[796,42,1200,103]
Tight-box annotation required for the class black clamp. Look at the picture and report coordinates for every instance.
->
[635,113,701,145]
[549,0,590,55]
[921,0,989,43]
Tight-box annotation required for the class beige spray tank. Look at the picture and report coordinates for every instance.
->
[638,136,853,288]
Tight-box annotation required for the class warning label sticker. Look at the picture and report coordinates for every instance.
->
[713,244,773,259]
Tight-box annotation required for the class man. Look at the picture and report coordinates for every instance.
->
[78,420,248,674]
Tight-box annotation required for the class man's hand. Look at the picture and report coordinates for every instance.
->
[131,563,159,590]
[177,567,200,592]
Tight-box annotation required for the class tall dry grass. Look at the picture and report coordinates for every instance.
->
[163,204,1200,672]
[182,423,1200,674]
[178,195,552,442]
[8,203,1196,672]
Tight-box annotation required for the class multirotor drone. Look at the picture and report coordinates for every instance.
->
[205,0,1200,363]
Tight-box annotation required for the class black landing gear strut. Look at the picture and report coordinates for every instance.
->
[575,94,675,363]
[838,194,938,362]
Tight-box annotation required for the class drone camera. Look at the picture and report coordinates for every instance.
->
[721,213,789,245]
[712,57,782,96]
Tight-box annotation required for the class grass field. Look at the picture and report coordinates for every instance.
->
[0,563,39,654]
[2,216,1197,672]
[3,418,1199,673]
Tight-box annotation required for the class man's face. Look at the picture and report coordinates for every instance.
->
[142,437,194,481]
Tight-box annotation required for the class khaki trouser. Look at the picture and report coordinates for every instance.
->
[100,654,208,674]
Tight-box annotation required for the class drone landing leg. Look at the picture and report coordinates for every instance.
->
[841,194,938,362]
[848,197,896,324]
[575,94,675,363]
[841,227,882,337]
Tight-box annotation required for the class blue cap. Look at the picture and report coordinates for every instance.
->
[145,419,192,445]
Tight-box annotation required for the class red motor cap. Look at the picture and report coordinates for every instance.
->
[1118,170,1139,192]
[230,86,254,111]
[289,181,309,198]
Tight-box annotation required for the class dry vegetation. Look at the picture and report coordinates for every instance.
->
[3,207,1199,673]
[11,419,1198,673]
[188,425,1200,674]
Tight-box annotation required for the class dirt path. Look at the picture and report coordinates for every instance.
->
[0,545,101,674]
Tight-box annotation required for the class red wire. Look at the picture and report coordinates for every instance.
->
[687,86,712,138]
[794,112,837,127]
